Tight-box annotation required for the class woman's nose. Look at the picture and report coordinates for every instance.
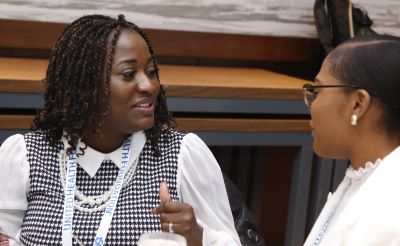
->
[136,73,158,94]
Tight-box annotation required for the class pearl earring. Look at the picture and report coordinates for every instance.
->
[351,114,358,126]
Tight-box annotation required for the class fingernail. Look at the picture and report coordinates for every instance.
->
[150,207,157,215]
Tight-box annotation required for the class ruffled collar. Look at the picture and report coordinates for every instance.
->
[346,159,382,181]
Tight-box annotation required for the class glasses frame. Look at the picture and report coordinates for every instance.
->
[302,83,362,108]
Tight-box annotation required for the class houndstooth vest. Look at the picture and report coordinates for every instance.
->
[20,129,184,245]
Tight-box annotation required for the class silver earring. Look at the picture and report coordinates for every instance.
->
[351,114,358,126]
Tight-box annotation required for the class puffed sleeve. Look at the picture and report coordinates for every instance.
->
[0,134,29,242]
[177,133,241,246]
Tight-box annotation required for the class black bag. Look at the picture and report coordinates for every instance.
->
[223,174,266,246]
[314,0,376,53]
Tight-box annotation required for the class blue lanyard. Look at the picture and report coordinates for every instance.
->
[61,136,132,246]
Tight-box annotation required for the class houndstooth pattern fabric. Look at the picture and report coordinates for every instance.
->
[20,129,184,246]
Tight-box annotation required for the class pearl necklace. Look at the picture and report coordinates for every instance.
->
[58,151,139,213]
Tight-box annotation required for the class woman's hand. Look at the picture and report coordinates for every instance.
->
[153,182,203,246]
[0,233,9,246]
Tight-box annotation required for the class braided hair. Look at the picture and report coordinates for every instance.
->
[33,14,174,155]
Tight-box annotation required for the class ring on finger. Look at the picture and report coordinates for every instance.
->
[168,221,174,233]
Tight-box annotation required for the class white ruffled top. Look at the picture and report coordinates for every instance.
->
[323,159,382,237]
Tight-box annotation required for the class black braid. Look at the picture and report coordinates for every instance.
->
[33,14,175,155]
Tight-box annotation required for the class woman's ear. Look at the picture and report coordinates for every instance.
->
[351,89,372,121]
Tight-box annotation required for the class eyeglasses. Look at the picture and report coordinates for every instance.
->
[302,83,362,108]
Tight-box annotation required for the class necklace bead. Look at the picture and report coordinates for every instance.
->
[58,151,139,213]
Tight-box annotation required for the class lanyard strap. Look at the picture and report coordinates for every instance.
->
[311,183,351,245]
[61,136,133,246]
[311,213,334,246]
[62,149,77,245]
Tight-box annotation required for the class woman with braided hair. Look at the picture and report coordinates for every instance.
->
[0,14,240,246]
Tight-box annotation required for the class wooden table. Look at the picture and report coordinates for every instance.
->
[0,57,310,134]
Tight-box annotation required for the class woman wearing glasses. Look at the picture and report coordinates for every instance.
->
[303,35,400,245]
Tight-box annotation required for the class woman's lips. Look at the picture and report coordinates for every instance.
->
[133,103,155,115]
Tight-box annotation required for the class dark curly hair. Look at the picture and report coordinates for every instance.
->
[32,14,174,155]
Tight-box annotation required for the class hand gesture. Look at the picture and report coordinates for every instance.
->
[152,181,203,246]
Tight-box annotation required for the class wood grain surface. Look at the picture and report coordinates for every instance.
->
[0,57,309,99]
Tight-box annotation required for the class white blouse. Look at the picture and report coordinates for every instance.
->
[321,160,381,239]
[0,131,241,246]
[305,145,400,246]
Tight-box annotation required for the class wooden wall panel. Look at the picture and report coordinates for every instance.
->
[0,19,318,62]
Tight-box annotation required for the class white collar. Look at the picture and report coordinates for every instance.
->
[62,131,146,178]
